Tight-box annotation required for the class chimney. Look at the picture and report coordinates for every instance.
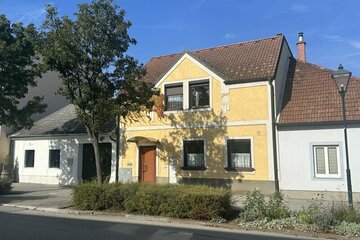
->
[297,32,306,62]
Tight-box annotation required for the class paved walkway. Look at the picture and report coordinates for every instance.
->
[0,183,73,209]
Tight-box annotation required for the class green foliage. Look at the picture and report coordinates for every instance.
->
[73,183,232,220]
[0,15,46,129]
[0,178,12,194]
[41,0,157,183]
[239,190,290,222]
[330,204,360,223]
[335,221,360,237]
[73,181,107,210]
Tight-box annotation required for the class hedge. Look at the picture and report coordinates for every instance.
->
[73,182,232,220]
[0,178,12,194]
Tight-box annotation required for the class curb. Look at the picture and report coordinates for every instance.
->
[1,204,81,215]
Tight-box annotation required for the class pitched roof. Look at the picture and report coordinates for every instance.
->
[279,59,360,124]
[144,35,285,84]
[11,104,115,138]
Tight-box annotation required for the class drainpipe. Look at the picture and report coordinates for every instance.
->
[269,79,280,193]
[115,115,120,182]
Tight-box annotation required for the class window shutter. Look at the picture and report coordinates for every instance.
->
[328,147,338,174]
[315,148,326,174]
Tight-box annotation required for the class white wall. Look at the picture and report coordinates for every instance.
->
[13,136,117,185]
[278,125,360,193]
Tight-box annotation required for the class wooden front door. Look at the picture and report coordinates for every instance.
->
[139,146,156,183]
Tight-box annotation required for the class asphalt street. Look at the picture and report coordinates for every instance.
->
[0,206,313,240]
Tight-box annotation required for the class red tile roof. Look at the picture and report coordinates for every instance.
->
[280,59,360,124]
[144,35,284,84]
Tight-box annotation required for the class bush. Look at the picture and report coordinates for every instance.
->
[0,178,12,194]
[330,204,360,223]
[124,184,231,220]
[239,190,289,222]
[335,221,360,237]
[73,182,232,221]
[73,181,107,210]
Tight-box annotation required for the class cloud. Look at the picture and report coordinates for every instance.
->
[289,4,309,13]
[224,32,237,39]
[17,7,46,24]
[343,51,360,58]
[324,35,360,50]
[350,41,360,49]
[323,34,344,43]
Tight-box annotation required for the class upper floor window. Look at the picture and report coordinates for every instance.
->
[165,84,183,111]
[49,149,60,168]
[25,150,35,168]
[313,145,340,178]
[189,80,209,109]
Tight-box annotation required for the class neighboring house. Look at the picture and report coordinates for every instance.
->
[277,41,360,200]
[119,34,292,193]
[0,70,68,168]
[10,104,117,185]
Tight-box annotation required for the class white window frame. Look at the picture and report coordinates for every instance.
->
[224,137,255,173]
[313,145,341,179]
[163,77,212,113]
[181,138,207,170]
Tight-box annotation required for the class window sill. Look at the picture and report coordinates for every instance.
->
[314,174,341,179]
[225,167,255,173]
[164,108,212,115]
[181,166,207,171]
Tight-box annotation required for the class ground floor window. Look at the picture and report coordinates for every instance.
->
[49,149,60,168]
[226,139,253,172]
[182,140,205,170]
[25,150,35,168]
[313,145,340,178]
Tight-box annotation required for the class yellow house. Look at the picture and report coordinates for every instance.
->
[120,35,292,193]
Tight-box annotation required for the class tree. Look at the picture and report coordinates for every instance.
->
[0,15,46,129]
[41,0,157,184]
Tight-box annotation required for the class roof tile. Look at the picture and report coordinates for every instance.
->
[280,59,360,124]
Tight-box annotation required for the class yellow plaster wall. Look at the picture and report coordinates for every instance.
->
[121,124,268,181]
[165,58,209,82]
[121,56,270,182]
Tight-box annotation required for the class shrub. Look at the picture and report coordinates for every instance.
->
[104,183,139,211]
[0,178,12,194]
[239,190,289,222]
[330,204,360,223]
[335,221,360,237]
[124,184,231,220]
[265,192,290,220]
[73,183,232,221]
[73,181,106,210]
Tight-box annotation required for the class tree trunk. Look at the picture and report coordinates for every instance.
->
[92,137,103,184]
[86,126,103,185]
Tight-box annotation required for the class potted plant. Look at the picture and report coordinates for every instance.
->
[1,155,12,180]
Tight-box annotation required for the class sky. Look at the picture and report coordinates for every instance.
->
[1,0,360,76]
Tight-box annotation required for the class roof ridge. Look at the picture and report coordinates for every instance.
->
[149,34,283,60]
[297,60,360,80]
[192,34,283,53]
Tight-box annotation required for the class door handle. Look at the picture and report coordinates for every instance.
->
[143,164,148,172]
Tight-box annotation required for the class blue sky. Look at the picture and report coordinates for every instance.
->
[1,0,360,76]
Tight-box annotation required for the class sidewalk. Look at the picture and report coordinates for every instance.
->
[0,183,73,209]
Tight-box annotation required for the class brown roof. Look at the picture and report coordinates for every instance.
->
[144,35,284,84]
[280,59,360,124]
